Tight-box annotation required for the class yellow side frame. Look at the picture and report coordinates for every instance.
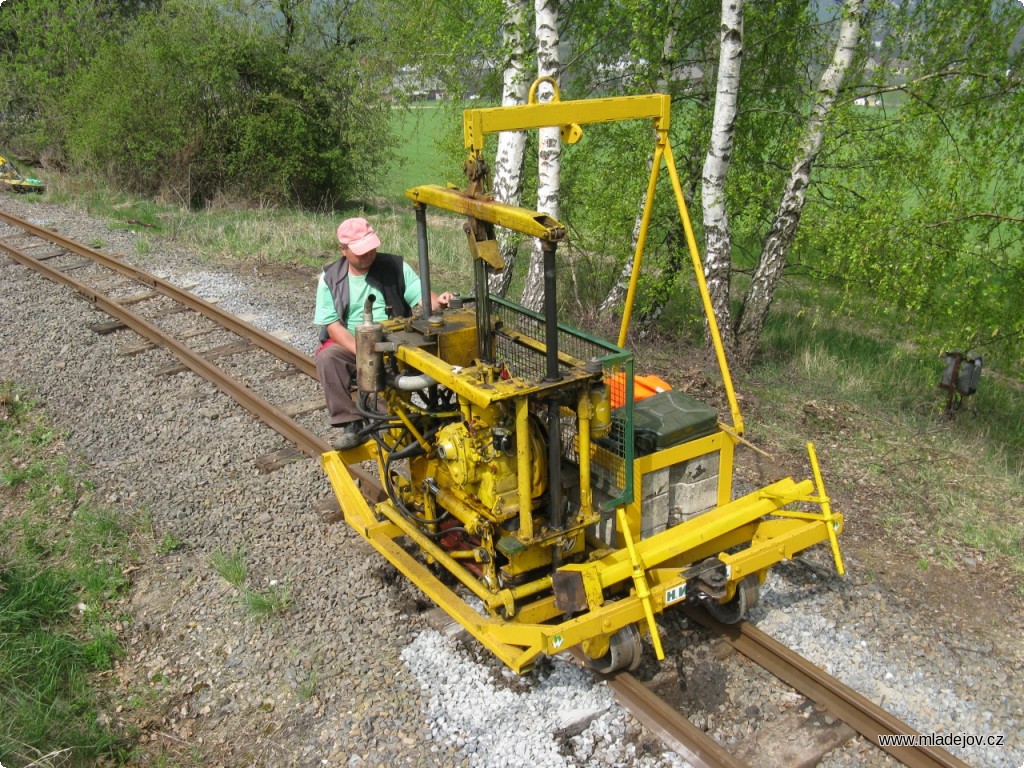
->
[323,446,842,673]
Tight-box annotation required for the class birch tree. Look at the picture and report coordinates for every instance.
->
[732,0,864,364]
[518,0,560,312]
[488,0,532,297]
[700,0,743,351]
[799,0,1024,368]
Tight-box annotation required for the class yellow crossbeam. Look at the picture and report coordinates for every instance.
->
[406,185,567,240]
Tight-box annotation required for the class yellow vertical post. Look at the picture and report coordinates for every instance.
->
[662,140,745,437]
[516,397,534,540]
[807,442,845,576]
[577,390,594,521]
[616,508,665,660]
[616,141,666,349]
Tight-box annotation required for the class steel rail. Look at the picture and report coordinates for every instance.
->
[0,210,316,379]
[606,671,749,768]
[1,236,329,458]
[685,609,973,768]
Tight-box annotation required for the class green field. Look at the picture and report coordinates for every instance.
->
[386,103,466,199]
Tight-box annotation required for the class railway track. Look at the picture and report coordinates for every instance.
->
[0,209,378,493]
[0,210,974,768]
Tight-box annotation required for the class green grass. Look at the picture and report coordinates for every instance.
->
[156,531,186,554]
[0,382,138,766]
[210,547,248,588]
[386,102,465,197]
[747,307,1024,577]
[240,583,292,618]
[211,548,292,619]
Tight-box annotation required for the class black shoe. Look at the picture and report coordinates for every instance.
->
[333,421,364,450]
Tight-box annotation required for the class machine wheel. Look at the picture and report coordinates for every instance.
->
[704,574,759,624]
[583,624,643,674]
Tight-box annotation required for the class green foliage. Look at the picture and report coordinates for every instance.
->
[297,665,319,700]
[0,0,152,159]
[552,0,827,332]
[369,0,506,101]
[752,307,1024,575]
[240,583,292,618]
[538,0,1021,374]
[211,548,248,588]
[0,564,122,763]
[156,532,186,553]
[62,0,393,207]
[793,0,1024,375]
[388,104,469,197]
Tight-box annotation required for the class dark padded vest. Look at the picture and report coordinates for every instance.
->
[319,252,412,342]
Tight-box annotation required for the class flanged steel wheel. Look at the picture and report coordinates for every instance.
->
[584,623,643,674]
[704,573,759,624]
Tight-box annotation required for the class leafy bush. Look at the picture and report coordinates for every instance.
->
[64,0,393,207]
[0,0,152,162]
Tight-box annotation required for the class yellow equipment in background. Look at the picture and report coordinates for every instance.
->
[0,155,45,194]
[322,81,844,674]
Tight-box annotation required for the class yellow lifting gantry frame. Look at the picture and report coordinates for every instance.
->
[322,80,845,673]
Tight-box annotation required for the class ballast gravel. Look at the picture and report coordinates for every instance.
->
[1,196,1021,768]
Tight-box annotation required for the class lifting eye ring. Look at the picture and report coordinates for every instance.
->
[527,76,561,105]
[526,77,582,144]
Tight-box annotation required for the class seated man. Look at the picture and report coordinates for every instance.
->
[314,217,451,449]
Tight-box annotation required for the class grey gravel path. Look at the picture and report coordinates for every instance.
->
[1,195,1020,768]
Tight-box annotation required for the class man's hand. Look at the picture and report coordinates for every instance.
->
[432,291,454,311]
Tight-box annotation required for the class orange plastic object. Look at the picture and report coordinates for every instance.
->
[606,373,673,409]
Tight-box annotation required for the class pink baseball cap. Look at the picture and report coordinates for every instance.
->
[336,217,381,256]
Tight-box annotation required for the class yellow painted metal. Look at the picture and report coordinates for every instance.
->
[617,508,665,660]
[406,185,567,240]
[807,442,846,576]
[631,429,735,510]
[391,403,430,453]
[327,430,839,666]
[617,141,664,349]
[326,441,840,672]
[470,236,505,269]
[394,342,591,409]
[718,516,844,583]
[527,75,560,105]
[435,318,479,369]
[663,141,745,436]
[461,93,671,151]
[585,478,816,588]
[515,397,535,540]
[317,84,846,674]
[576,389,595,523]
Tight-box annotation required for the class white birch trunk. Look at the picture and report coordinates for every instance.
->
[488,0,530,297]
[518,0,560,312]
[735,0,864,364]
[701,0,743,351]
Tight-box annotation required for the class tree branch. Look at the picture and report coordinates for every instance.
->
[839,67,966,107]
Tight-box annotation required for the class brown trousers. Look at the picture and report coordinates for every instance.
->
[315,343,361,426]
